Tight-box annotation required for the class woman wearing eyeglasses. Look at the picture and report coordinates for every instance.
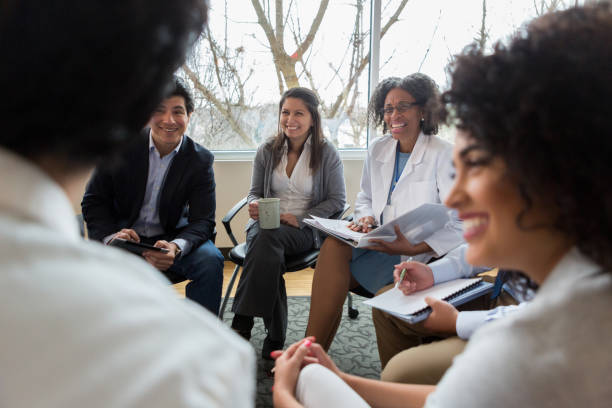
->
[305,73,463,351]
[273,5,612,407]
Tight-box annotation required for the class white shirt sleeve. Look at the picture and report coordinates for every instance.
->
[456,303,529,339]
[431,244,489,284]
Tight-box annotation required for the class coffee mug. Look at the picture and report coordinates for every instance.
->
[258,198,281,229]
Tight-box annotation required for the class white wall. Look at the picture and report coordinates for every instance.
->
[213,158,364,248]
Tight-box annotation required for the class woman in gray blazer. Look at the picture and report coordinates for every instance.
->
[231,87,346,359]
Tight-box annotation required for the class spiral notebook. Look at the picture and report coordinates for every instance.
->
[364,278,494,324]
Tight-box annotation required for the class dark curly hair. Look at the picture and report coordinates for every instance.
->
[0,0,208,168]
[270,87,325,171]
[442,4,612,271]
[367,73,442,135]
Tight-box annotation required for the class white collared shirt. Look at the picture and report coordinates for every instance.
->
[105,132,188,252]
[0,147,255,407]
[271,136,314,218]
[427,248,612,407]
[132,133,182,236]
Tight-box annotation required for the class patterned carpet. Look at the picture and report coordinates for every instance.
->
[223,295,380,408]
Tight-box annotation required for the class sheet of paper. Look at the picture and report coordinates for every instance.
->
[367,203,451,244]
[364,278,482,316]
[305,216,364,241]
[304,203,454,248]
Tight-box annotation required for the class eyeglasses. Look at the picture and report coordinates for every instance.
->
[382,102,421,115]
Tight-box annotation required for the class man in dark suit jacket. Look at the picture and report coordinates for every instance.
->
[82,78,223,315]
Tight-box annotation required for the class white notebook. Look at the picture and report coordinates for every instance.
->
[364,278,483,316]
[303,203,450,248]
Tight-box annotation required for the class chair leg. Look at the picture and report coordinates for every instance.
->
[347,292,359,319]
[218,264,241,319]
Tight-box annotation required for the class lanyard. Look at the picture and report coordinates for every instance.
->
[391,147,402,193]
[386,147,402,206]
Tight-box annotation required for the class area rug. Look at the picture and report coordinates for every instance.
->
[222,295,380,408]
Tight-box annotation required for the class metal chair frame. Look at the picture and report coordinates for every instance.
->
[218,197,350,319]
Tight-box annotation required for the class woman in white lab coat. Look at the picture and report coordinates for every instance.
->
[305,74,463,350]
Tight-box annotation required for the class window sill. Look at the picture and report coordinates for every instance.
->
[212,149,367,162]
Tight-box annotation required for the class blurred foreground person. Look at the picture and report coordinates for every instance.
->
[0,1,254,407]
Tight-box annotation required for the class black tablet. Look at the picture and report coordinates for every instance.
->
[109,238,169,255]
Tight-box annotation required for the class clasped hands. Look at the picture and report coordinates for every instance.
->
[248,200,299,228]
[110,228,179,271]
[271,336,344,404]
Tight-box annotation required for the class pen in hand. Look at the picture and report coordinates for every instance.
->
[395,268,407,289]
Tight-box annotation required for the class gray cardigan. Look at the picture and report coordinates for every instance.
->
[246,138,346,248]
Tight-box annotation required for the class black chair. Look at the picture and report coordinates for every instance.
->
[347,285,373,319]
[218,197,350,319]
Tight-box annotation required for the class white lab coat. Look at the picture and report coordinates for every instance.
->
[354,132,463,262]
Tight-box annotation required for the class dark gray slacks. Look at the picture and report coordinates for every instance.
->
[232,222,314,341]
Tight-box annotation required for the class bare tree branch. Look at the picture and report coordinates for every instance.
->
[328,0,411,118]
[476,0,488,51]
[206,30,230,104]
[275,0,284,49]
[251,0,278,48]
[381,0,410,38]
[252,0,330,89]
[418,8,442,71]
[295,0,330,58]
[183,64,255,147]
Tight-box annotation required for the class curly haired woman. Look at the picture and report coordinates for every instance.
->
[305,73,463,351]
[273,4,612,407]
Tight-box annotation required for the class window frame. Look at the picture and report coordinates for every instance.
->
[212,0,381,161]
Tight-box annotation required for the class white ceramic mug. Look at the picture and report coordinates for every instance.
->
[258,198,281,229]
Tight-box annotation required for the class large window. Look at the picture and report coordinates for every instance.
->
[182,0,582,152]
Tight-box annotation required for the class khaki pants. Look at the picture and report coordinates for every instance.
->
[373,275,517,385]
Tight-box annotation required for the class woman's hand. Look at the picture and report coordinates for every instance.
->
[248,201,259,220]
[272,338,315,407]
[280,213,299,228]
[347,216,377,233]
[367,225,430,255]
[271,337,343,378]
[393,261,435,295]
[305,343,343,378]
[422,297,459,334]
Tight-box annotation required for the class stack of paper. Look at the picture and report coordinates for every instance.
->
[303,203,451,248]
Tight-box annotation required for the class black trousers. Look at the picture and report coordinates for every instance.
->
[232,223,313,341]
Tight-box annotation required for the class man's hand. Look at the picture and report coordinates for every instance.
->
[110,228,140,243]
[280,213,299,228]
[143,240,178,271]
[248,201,259,220]
[393,261,434,295]
[422,297,459,334]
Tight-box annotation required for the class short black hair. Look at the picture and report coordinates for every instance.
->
[166,77,195,115]
[0,0,208,167]
[367,73,442,135]
[442,3,612,270]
